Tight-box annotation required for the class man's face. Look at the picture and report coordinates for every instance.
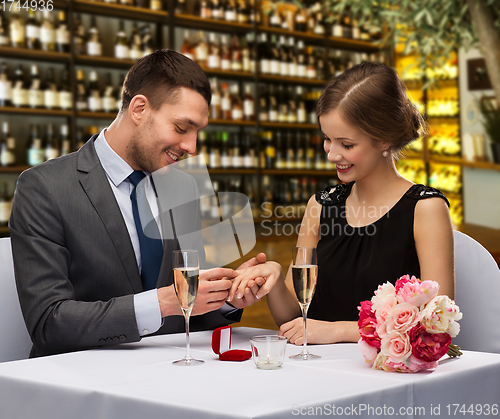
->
[126,87,209,173]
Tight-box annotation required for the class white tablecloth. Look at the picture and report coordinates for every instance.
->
[0,327,499,419]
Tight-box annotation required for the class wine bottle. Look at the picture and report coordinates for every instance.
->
[296,40,306,78]
[220,35,231,70]
[102,73,116,113]
[295,9,307,32]
[287,37,297,77]
[130,24,143,60]
[27,124,45,166]
[40,11,56,51]
[225,0,237,22]
[207,33,220,69]
[241,36,251,72]
[0,62,12,107]
[306,46,316,79]
[268,4,282,28]
[56,11,70,53]
[175,0,189,14]
[115,20,130,60]
[209,132,220,168]
[231,133,242,168]
[76,69,88,111]
[43,67,59,109]
[25,10,41,50]
[60,124,72,156]
[73,14,86,55]
[286,131,296,169]
[44,124,60,161]
[230,34,242,72]
[199,0,212,19]
[264,132,275,169]
[269,35,280,75]
[258,84,268,122]
[243,133,256,168]
[243,84,254,121]
[275,131,285,169]
[87,70,102,112]
[296,132,306,169]
[0,122,16,167]
[212,0,224,20]
[278,84,288,123]
[58,70,72,110]
[28,65,43,109]
[210,78,222,120]
[220,131,231,168]
[267,85,278,122]
[287,85,297,123]
[9,11,25,48]
[236,0,248,24]
[86,16,102,56]
[150,0,163,11]
[258,33,270,75]
[194,31,208,68]
[0,182,11,227]
[0,12,9,46]
[219,82,230,120]
[278,36,288,77]
[296,86,306,124]
[140,25,154,56]
[11,64,28,108]
[230,84,242,121]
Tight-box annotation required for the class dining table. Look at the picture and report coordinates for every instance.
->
[0,327,499,419]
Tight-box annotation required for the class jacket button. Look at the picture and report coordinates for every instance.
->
[106,337,113,343]
[119,335,126,342]
[113,336,119,342]
[99,339,106,344]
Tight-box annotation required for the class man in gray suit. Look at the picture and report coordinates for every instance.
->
[9,50,265,358]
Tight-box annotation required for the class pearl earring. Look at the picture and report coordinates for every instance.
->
[382,148,389,157]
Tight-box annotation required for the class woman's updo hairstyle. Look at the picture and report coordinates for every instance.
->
[316,62,426,157]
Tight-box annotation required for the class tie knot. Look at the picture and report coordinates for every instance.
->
[128,171,146,188]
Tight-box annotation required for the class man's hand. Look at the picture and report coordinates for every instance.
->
[157,267,235,317]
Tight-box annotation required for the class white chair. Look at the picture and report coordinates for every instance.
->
[0,237,32,362]
[453,231,500,353]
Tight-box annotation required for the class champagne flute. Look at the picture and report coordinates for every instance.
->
[172,250,204,366]
[290,246,320,360]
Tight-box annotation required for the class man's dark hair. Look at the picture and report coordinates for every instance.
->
[120,49,211,112]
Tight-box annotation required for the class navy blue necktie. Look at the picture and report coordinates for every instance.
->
[128,171,163,290]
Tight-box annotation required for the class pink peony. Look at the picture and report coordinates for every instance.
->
[407,354,438,372]
[397,277,440,307]
[395,274,415,294]
[409,324,451,362]
[358,338,378,365]
[358,301,380,348]
[380,331,412,364]
[374,294,397,338]
[420,296,463,337]
[385,302,420,334]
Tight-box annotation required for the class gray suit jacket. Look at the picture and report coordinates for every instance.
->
[9,136,237,358]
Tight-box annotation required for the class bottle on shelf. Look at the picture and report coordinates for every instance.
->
[86,16,102,57]
[43,67,59,110]
[115,20,130,60]
[230,84,243,121]
[258,33,270,75]
[55,11,70,53]
[58,69,72,111]
[0,122,16,167]
[231,133,243,168]
[210,77,222,120]
[27,124,44,166]
[296,40,306,78]
[134,0,148,8]
[140,25,154,56]
[209,132,221,168]
[102,73,116,113]
[11,64,28,108]
[285,131,295,169]
[306,46,316,79]
[225,0,237,22]
[0,62,12,107]
[258,84,268,122]
[25,9,41,50]
[76,69,88,111]
[0,12,9,46]
[243,84,254,121]
[296,86,306,124]
[44,124,60,161]
[197,0,212,19]
[175,0,189,14]
[9,11,25,48]
[128,22,142,60]
[150,0,163,12]
[60,124,72,156]
[241,36,251,73]
[287,37,297,78]
[212,0,224,20]
[264,131,275,169]
[267,84,278,122]
[40,11,55,52]
[197,130,208,164]
[87,70,103,112]
[268,3,282,28]
[0,182,12,227]
[207,33,220,69]
[194,31,208,68]
[221,82,231,120]
[73,14,86,55]
[220,34,231,70]
[296,132,306,169]
[28,65,43,109]
[275,131,285,169]
[278,84,288,123]
[305,132,315,169]
[269,35,280,76]
[236,0,249,24]
[230,34,242,72]
[180,30,194,61]
[120,0,134,6]
[242,132,256,168]
[220,131,231,169]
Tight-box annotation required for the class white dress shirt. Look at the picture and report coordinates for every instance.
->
[94,129,161,336]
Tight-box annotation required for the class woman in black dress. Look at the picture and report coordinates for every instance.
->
[230,62,454,345]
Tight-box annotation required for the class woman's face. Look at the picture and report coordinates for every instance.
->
[319,109,388,183]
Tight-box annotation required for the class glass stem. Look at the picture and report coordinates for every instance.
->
[184,310,191,360]
[301,304,308,354]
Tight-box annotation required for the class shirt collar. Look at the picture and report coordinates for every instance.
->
[94,128,150,188]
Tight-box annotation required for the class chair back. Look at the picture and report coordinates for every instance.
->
[453,231,500,353]
[0,237,32,362]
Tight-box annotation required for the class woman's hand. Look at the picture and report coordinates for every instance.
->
[279,318,360,345]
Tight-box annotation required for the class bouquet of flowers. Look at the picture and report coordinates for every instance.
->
[358,275,462,373]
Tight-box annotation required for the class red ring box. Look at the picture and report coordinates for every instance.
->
[212,326,252,361]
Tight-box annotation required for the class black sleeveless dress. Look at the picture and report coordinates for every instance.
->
[308,182,449,322]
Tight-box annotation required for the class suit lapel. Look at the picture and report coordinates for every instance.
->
[76,137,143,293]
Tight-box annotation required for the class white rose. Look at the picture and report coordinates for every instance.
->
[420,296,463,337]
[371,282,396,311]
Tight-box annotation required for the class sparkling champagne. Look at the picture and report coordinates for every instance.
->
[292,264,317,306]
[174,268,199,312]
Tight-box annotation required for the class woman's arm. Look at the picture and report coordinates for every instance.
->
[414,197,455,299]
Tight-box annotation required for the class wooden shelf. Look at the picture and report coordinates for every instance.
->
[0,106,72,117]
[174,14,253,32]
[327,36,382,52]
[202,68,255,80]
[208,169,258,175]
[73,0,166,21]
[260,122,318,130]
[259,74,326,86]
[75,55,137,70]
[0,166,30,174]
[208,119,255,126]
[262,169,337,176]
[429,156,464,166]
[0,46,70,63]
[77,111,117,119]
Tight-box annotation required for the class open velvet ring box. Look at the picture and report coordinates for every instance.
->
[212,326,252,361]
